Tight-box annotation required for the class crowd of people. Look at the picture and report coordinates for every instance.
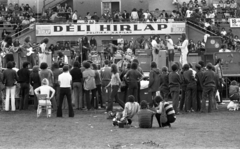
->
[0,2,36,39]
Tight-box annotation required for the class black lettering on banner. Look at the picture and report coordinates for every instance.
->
[100,25,111,31]
[158,24,167,30]
[87,25,90,31]
[77,25,85,31]
[54,26,63,32]
[144,24,154,31]
[120,25,131,31]
[66,25,74,32]
[134,25,141,31]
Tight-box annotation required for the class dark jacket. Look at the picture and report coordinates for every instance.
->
[202,70,216,88]
[70,67,82,83]
[196,70,204,91]
[169,71,181,91]
[148,68,161,92]
[17,68,30,84]
[30,72,41,89]
[160,72,169,91]
[3,69,18,87]
[183,69,196,88]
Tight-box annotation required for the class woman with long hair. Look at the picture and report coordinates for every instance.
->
[105,64,125,118]
[39,38,49,64]
[176,33,189,66]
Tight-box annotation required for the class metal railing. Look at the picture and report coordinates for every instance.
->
[11,24,34,38]
[187,20,218,36]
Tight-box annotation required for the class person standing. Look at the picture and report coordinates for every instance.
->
[169,64,181,114]
[214,58,224,104]
[195,64,204,112]
[106,64,125,118]
[124,62,142,101]
[17,62,30,110]
[39,38,49,64]
[148,62,161,106]
[70,61,83,110]
[201,63,216,113]
[72,10,78,23]
[165,35,175,68]
[82,61,96,110]
[132,59,144,103]
[39,62,57,110]
[3,62,18,111]
[57,65,74,117]
[100,60,112,108]
[92,63,103,109]
[159,66,170,100]
[177,33,189,66]
[51,63,62,106]
[30,66,41,110]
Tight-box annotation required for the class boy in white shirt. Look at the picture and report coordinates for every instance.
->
[34,78,55,117]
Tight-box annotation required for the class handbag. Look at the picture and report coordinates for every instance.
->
[160,101,168,125]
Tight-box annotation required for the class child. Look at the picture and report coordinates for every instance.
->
[113,95,140,126]
[154,96,176,128]
[159,66,169,100]
[34,78,55,117]
[169,64,181,114]
[229,80,240,102]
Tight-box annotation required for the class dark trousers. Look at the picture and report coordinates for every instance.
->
[27,54,35,68]
[179,88,186,111]
[96,84,103,107]
[155,114,176,127]
[102,80,111,105]
[73,82,82,109]
[19,83,29,110]
[85,89,97,110]
[185,85,197,111]
[171,91,180,113]
[137,82,141,103]
[201,86,215,113]
[197,90,202,111]
[57,88,74,117]
[149,92,156,108]
[53,83,60,106]
[128,82,138,101]
[107,85,124,112]
[160,89,169,100]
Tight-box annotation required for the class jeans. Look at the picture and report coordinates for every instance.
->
[185,85,197,111]
[197,90,202,112]
[85,89,97,110]
[201,86,215,113]
[5,86,16,111]
[128,82,138,101]
[19,83,29,110]
[96,84,103,107]
[57,88,74,117]
[179,88,186,111]
[73,82,82,109]
[155,114,176,127]
[102,80,111,105]
[171,91,180,114]
[53,83,60,106]
[27,54,35,68]
[107,85,125,112]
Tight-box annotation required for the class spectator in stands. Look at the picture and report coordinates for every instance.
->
[2,29,8,40]
[160,10,169,21]
[85,12,91,20]
[131,8,139,21]
[188,40,196,52]
[143,9,152,22]
[186,7,193,19]
[0,3,5,11]
[29,16,36,23]
[91,12,99,22]
[122,10,130,22]
[14,3,20,11]
[8,3,14,13]
[13,23,22,37]
[50,11,58,22]
[72,10,78,23]
[181,2,188,17]
[152,8,161,21]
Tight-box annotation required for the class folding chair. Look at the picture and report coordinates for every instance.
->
[36,94,52,118]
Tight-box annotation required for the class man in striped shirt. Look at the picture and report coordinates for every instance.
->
[154,96,176,128]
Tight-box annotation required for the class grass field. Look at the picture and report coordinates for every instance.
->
[0,104,240,149]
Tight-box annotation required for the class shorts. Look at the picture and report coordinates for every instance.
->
[168,49,175,61]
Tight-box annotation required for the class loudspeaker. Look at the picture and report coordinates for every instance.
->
[205,36,222,53]
[137,55,151,72]
[157,50,168,69]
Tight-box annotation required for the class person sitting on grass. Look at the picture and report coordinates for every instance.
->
[34,78,55,117]
[154,96,176,128]
[113,95,140,126]
[138,100,155,128]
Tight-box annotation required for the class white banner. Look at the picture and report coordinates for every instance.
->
[36,23,185,36]
[229,18,240,28]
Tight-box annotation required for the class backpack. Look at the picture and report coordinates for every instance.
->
[160,101,168,125]
[84,75,96,90]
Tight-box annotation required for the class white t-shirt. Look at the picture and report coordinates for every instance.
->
[58,72,72,88]
[34,85,55,98]
[166,39,174,49]
[151,40,158,48]
[12,67,19,72]
[186,10,193,18]
[219,49,231,52]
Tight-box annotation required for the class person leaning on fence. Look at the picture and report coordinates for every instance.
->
[138,100,155,128]
[154,96,176,128]
[34,78,55,117]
